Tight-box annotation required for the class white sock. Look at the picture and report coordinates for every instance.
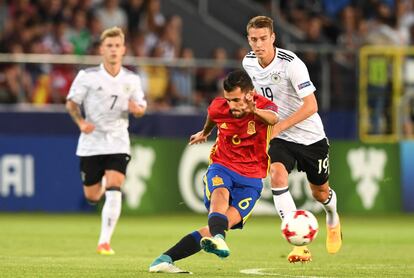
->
[98,190,122,245]
[320,188,339,227]
[271,186,297,220]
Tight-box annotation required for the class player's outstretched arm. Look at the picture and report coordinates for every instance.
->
[66,100,95,134]
[272,93,318,138]
[245,93,278,125]
[253,108,278,125]
[128,100,146,118]
[189,115,215,145]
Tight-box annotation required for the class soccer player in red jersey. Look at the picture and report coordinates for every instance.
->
[149,69,278,274]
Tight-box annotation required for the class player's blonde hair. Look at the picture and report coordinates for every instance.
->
[100,27,125,44]
[246,16,274,33]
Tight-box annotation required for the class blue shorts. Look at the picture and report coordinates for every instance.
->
[203,163,263,229]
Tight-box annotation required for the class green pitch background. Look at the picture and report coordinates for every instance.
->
[0,213,413,277]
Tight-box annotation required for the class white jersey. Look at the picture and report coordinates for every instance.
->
[243,47,326,145]
[67,64,147,156]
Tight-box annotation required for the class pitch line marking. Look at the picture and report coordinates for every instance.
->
[240,268,330,277]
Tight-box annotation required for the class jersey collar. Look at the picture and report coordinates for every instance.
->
[100,63,123,80]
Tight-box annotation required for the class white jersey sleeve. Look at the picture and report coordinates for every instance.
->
[67,70,88,104]
[130,74,147,108]
[287,58,316,99]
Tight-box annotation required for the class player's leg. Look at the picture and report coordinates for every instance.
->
[268,139,297,219]
[96,154,130,255]
[268,140,310,263]
[149,208,242,274]
[303,138,342,254]
[310,182,342,254]
[270,162,297,218]
[200,187,233,258]
[80,156,105,204]
[96,170,124,255]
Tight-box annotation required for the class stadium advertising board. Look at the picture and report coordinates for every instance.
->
[123,138,403,214]
[330,142,401,213]
[0,135,89,212]
[0,135,405,213]
[400,141,414,212]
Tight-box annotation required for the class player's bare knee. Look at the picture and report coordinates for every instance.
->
[311,187,329,202]
[84,190,103,204]
[85,195,101,205]
[270,172,288,188]
[198,226,211,237]
[212,187,229,199]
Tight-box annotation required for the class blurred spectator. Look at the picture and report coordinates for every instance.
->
[38,0,65,23]
[96,0,127,31]
[42,19,73,54]
[193,48,229,108]
[49,65,76,103]
[123,0,144,35]
[67,9,92,55]
[88,14,104,43]
[139,0,165,55]
[170,47,195,106]
[0,64,32,103]
[300,15,329,104]
[129,32,146,57]
[157,15,183,60]
[0,0,10,36]
[139,43,171,110]
[396,0,414,45]
[363,3,401,134]
[234,47,248,62]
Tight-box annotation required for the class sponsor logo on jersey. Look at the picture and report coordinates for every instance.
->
[298,81,311,90]
[232,134,241,145]
[270,73,281,84]
[212,175,224,186]
[220,122,228,129]
[247,120,256,135]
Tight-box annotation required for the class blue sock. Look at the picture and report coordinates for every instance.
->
[208,212,228,238]
[163,231,202,262]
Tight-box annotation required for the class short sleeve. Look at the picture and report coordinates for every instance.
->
[287,57,316,99]
[131,74,147,108]
[67,70,88,104]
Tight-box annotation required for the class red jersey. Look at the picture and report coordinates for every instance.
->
[208,94,278,178]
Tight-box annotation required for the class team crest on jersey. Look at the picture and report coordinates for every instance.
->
[270,72,281,84]
[124,84,132,93]
[247,120,256,135]
[212,175,224,186]
[220,122,228,129]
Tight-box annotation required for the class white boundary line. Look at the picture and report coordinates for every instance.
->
[240,268,330,277]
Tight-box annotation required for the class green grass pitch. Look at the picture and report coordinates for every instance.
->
[0,213,413,277]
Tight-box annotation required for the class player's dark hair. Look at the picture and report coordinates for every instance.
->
[246,16,274,33]
[223,69,254,93]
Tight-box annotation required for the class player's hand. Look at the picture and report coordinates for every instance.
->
[78,120,95,134]
[245,92,256,114]
[271,123,282,138]
[189,131,209,145]
[129,100,146,117]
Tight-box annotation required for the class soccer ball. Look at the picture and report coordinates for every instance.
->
[281,210,319,246]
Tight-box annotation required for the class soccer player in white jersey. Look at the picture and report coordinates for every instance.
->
[243,16,342,263]
[66,27,147,255]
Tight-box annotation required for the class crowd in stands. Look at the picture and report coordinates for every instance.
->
[0,0,238,110]
[1,0,414,119]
